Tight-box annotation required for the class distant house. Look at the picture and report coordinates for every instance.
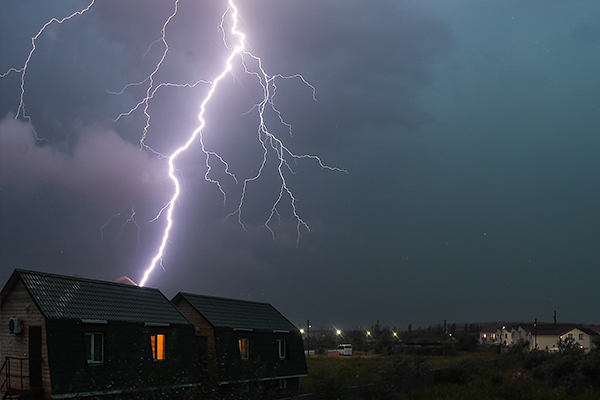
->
[1,269,204,399]
[172,292,308,399]
[479,325,500,345]
[560,327,599,352]
[479,322,600,353]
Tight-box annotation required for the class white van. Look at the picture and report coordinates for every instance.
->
[336,343,353,356]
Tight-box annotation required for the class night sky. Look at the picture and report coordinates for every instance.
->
[1,0,599,330]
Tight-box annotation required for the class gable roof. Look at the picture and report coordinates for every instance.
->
[564,327,600,337]
[2,269,190,325]
[174,292,297,332]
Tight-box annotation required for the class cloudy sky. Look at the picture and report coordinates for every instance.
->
[1,0,599,330]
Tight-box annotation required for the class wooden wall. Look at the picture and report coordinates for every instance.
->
[0,279,52,397]
[172,298,217,379]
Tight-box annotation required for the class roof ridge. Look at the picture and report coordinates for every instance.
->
[16,269,156,291]
[179,291,272,306]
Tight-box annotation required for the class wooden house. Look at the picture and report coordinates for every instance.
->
[172,292,308,399]
[1,269,204,399]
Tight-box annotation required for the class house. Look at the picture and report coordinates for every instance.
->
[1,269,204,399]
[172,292,308,399]
[480,322,600,353]
[479,325,500,345]
[559,327,599,352]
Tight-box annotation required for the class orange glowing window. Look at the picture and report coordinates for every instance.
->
[151,334,166,361]
[239,338,249,360]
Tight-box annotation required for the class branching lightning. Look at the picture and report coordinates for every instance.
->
[1,0,97,130]
[137,0,345,287]
[2,0,345,288]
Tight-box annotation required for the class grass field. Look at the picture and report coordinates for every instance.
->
[298,348,600,400]
[398,363,600,400]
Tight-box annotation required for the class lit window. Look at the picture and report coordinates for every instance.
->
[151,334,166,360]
[85,333,104,364]
[239,338,250,360]
[278,339,287,359]
[482,333,487,339]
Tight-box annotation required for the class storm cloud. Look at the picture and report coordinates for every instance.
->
[1,0,599,330]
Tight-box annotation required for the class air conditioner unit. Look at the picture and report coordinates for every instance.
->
[9,318,23,334]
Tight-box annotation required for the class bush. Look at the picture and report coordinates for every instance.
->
[456,334,478,352]
[524,340,600,392]
[434,364,473,385]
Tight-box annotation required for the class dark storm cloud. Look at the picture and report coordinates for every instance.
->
[2,0,599,330]
[235,0,452,146]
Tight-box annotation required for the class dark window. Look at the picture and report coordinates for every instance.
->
[151,334,166,360]
[579,333,584,340]
[278,339,287,359]
[85,333,104,364]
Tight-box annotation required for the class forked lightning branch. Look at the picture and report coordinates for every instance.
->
[1,0,344,287]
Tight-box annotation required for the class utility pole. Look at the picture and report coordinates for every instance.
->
[534,319,537,349]
[306,319,310,357]
[443,320,447,357]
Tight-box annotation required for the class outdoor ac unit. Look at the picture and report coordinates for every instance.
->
[9,318,23,334]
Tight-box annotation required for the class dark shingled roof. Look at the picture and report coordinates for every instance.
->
[11,269,190,325]
[175,292,297,331]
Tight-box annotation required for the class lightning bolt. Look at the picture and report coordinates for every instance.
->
[137,0,345,287]
[2,0,345,288]
[101,208,141,247]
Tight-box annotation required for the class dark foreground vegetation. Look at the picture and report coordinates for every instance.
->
[298,336,600,400]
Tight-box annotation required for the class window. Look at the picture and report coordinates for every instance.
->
[579,333,584,340]
[568,333,573,339]
[85,333,104,364]
[278,339,287,359]
[151,334,166,361]
[278,379,287,389]
[239,338,250,360]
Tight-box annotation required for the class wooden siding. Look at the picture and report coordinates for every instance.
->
[44,319,203,396]
[214,328,307,384]
[173,298,217,379]
[0,279,52,397]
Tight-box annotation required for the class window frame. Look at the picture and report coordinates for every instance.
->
[85,332,104,365]
[278,338,287,360]
[151,333,166,361]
